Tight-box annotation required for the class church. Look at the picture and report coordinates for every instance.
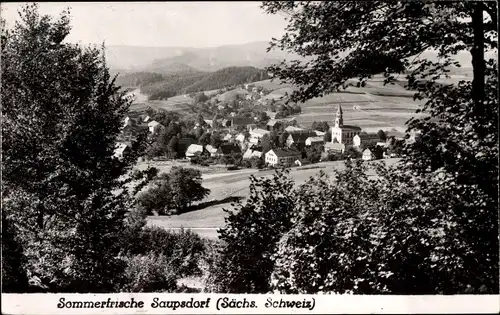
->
[330,104,362,145]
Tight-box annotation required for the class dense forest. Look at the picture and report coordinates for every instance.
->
[114,66,269,100]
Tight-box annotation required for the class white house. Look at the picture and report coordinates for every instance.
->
[243,148,263,160]
[235,133,246,143]
[223,134,233,142]
[362,148,375,161]
[148,120,162,134]
[249,128,270,143]
[353,133,379,147]
[305,136,325,147]
[265,148,302,167]
[113,142,130,159]
[205,145,219,157]
[314,130,326,137]
[284,126,304,133]
[324,142,345,154]
[185,144,205,160]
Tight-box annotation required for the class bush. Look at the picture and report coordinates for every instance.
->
[120,226,207,278]
[208,170,296,293]
[120,253,178,292]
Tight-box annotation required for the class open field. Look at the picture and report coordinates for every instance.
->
[146,158,401,239]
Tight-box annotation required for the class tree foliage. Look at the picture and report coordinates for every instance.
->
[137,167,210,215]
[1,4,153,292]
[207,0,500,294]
[207,170,296,293]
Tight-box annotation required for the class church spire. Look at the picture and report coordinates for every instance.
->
[334,103,343,128]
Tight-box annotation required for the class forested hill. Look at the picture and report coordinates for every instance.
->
[115,66,269,100]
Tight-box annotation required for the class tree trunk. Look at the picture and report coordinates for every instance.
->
[471,2,485,134]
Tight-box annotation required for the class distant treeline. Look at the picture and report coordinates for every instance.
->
[115,66,269,100]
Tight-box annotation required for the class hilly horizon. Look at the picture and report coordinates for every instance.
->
[106,40,490,78]
[106,41,298,72]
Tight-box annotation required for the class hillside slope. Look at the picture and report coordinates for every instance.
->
[118,66,269,100]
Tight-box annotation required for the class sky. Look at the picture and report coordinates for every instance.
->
[1,2,288,48]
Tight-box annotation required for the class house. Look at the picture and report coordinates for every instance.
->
[229,117,255,130]
[221,119,231,128]
[284,125,304,133]
[294,159,311,167]
[235,133,246,143]
[148,120,162,134]
[266,120,282,131]
[217,143,242,157]
[286,131,317,149]
[113,142,131,159]
[362,148,375,161]
[314,130,326,137]
[185,144,205,160]
[305,136,325,147]
[265,148,302,167]
[324,142,345,154]
[353,133,380,147]
[205,145,219,157]
[223,134,233,142]
[204,120,214,128]
[243,147,263,160]
[249,128,270,144]
[244,83,255,90]
[265,111,277,120]
[142,115,151,123]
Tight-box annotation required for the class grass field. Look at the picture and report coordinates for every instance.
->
[146,158,401,239]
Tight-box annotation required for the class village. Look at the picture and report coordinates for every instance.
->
[115,83,420,172]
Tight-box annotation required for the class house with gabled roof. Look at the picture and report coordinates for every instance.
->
[305,136,325,147]
[353,133,380,147]
[286,131,317,149]
[265,148,302,167]
[217,143,242,157]
[362,148,375,161]
[185,144,206,161]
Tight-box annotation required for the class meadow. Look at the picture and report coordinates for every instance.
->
[146,158,402,239]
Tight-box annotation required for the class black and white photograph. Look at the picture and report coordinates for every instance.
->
[1,0,498,307]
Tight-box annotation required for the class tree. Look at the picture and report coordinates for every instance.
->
[206,170,296,293]
[169,167,210,211]
[278,132,289,148]
[323,131,332,142]
[377,130,387,142]
[167,136,179,159]
[196,114,206,128]
[261,134,272,153]
[136,173,173,215]
[2,211,30,292]
[312,121,330,132]
[249,156,264,169]
[260,1,498,293]
[258,111,270,123]
[194,92,209,103]
[304,145,322,163]
[137,168,210,215]
[199,132,211,146]
[210,132,222,148]
[1,4,153,292]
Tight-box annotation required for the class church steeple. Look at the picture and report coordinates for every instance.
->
[334,104,343,128]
